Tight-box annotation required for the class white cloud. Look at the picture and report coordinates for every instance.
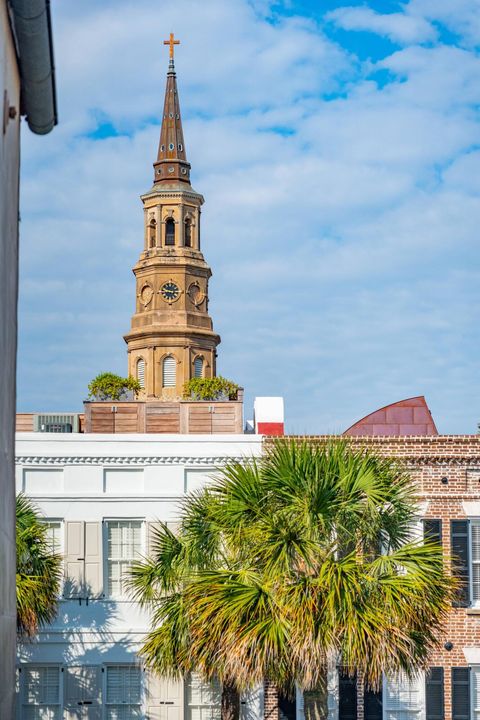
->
[326,6,437,45]
[16,0,480,434]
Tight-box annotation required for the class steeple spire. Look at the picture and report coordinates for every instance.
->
[153,34,191,185]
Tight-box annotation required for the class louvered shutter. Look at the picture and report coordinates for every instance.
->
[84,522,103,597]
[472,666,480,720]
[423,519,442,545]
[64,666,102,720]
[137,358,146,388]
[339,672,357,720]
[147,672,184,720]
[471,523,480,604]
[64,521,84,598]
[194,357,203,378]
[451,520,470,607]
[163,357,176,388]
[364,684,382,720]
[425,668,444,720]
[452,668,470,720]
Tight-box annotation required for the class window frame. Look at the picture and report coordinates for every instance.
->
[472,665,480,720]
[41,518,64,556]
[162,355,176,388]
[136,357,145,389]
[103,519,145,600]
[21,664,63,718]
[103,663,143,720]
[382,672,425,720]
[470,520,480,608]
[185,672,222,720]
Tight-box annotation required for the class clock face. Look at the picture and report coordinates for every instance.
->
[161,281,180,302]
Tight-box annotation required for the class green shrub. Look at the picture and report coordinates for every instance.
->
[183,376,239,401]
[88,372,141,401]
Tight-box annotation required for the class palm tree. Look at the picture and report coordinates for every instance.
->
[128,490,243,720]
[131,440,455,720]
[16,494,62,636]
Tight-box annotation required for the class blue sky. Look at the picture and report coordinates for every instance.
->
[17,0,480,433]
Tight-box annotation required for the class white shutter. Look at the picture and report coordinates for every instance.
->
[163,357,176,388]
[85,522,103,597]
[137,358,146,388]
[64,521,84,598]
[384,673,422,720]
[106,666,142,720]
[23,666,61,720]
[64,666,102,720]
[194,357,203,378]
[473,666,480,720]
[147,673,184,720]
[472,523,480,602]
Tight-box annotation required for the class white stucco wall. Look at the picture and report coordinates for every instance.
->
[1,2,21,718]
[16,433,263,717]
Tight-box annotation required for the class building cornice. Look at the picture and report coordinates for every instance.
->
[15,455,246,466]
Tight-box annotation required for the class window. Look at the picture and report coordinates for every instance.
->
[384,674,423,720]
[165,218,175,246]
[194,356,203,378]
[472,522,480,605]
[137,358,145,388]
[187,674,221,720]
[184,218,192,247]
[22,665,61,720]
[162,356,176,388]
[472,667,480,720]
[106,665,142,720]
[105,520,142,598]
[43,520,62,555]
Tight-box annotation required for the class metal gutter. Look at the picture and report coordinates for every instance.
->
[9,0,57,134]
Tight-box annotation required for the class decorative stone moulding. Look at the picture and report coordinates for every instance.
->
[15,456,246,466]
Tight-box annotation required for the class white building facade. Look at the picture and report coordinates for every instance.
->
[15,433,263,720]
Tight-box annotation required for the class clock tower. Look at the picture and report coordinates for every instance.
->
[124,36,220,399]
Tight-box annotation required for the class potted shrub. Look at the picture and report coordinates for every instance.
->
[183,376,239,401]
[88,372,141,401]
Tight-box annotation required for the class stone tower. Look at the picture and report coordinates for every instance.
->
[124,37,220,400]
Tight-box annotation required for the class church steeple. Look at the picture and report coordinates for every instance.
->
[124,37,220,400]
[153,34,191,186]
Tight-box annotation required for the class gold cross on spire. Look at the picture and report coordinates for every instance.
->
[164,33,180,62]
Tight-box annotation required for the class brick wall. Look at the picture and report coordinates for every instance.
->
[265,435,480,719]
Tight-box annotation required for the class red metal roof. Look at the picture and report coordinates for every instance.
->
[343,396,438,437]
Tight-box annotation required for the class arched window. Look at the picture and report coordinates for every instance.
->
[149,219,156,248]
[184,218,192,247]
[165,218,175,246]
[162,356,176,388]
[194,356,204,378]
[137,358,145,388]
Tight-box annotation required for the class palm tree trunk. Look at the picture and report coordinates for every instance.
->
[221,681,240,720]
[264,679,280,720]
[303,672,328,720]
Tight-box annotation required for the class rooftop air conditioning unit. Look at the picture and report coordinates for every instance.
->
[34,414,80,433]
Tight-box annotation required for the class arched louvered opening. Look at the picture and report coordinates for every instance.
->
[194,356,204,378]
[162,356,176,388]
[149,219,156,248]
[165,218,175,246]
[184,218,192,247]
[137,358,145,388]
